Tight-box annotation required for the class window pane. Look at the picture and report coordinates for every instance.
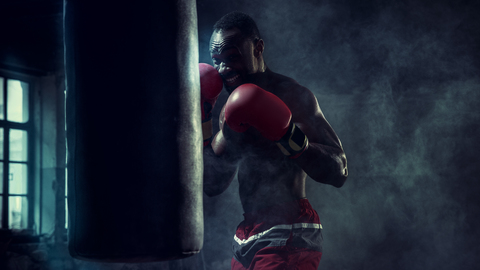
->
[65,198,68,229]
[0,77,4,120]
[7,79,29,123]
[0,128,3,160]
[0,162,3,194]
[9,196,28,229]
[10,129,28,162]
[65,167,68,229]
[9,163,27,195]
[65,167,68,197]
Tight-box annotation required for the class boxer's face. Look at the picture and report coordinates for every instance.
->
[210,28,258,93]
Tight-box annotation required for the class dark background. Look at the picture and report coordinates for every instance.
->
[199,1,480,269]
[1,0,479,269]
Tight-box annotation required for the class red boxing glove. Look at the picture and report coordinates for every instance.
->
[224,83,308,158]
[199,63,223,146]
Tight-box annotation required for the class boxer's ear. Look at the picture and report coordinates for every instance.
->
[254,39,264,58]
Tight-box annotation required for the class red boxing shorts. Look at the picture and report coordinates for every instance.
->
[231,199,323,270]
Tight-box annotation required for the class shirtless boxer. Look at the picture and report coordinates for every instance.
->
[201,11,348,270]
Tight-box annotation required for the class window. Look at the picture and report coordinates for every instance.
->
[0,76,33,229]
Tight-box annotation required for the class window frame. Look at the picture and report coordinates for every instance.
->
[0,70,35,230]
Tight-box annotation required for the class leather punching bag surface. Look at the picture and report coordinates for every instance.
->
[64,0,203,262]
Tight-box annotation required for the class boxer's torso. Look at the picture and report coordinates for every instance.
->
[221,69,308,213]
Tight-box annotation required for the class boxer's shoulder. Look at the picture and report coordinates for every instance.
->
[265,71,308,97]
[266,73,314,114]
[268,71,299,89]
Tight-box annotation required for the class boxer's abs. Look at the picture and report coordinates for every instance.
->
[237,157,307,213]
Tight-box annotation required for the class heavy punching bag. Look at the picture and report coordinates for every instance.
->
[63,0,203,262]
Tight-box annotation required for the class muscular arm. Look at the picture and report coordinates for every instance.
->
[287,87,348,187]
[203,107,240,196]
[203,143,238,196]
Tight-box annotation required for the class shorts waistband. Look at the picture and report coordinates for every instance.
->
[242,199,314,222]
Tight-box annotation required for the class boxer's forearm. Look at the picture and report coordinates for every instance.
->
[295,142,348,188]
[203,145,238,196]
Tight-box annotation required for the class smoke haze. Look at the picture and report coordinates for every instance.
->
[57,0,479,269]
[198,0,480,269]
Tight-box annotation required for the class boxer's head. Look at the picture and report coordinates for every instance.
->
[210,11,265,93]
